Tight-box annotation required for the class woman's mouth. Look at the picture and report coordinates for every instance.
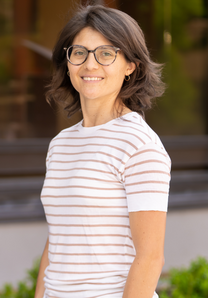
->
[82,77,103,81]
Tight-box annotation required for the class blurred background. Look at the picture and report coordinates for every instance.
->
[0,0,208,290]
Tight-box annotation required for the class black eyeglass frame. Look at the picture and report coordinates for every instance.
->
[63,45,121,66]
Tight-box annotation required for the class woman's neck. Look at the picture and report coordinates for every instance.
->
[81,98,131,127]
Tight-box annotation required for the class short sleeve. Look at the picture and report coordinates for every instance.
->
[123,142,171,212]
[45,139,53,172]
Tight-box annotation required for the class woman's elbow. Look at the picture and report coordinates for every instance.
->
[153,253,165,271]
[152,253,164,272]
[135,252,165,271]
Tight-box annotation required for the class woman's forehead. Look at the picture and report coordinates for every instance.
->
[72,27,113,48]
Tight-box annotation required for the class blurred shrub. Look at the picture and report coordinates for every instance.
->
[159,257,208,298]
[0,259,40,298]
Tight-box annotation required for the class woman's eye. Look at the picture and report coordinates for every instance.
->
[74,51,85,56]
[101,51,113,57]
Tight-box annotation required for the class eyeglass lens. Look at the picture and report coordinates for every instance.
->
[67,46,117,66]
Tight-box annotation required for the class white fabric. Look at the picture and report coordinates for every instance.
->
[41,112,171,298]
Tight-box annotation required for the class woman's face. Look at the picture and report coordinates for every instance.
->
[67,27,135,108]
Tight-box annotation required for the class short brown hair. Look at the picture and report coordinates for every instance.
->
[46,4,165,117]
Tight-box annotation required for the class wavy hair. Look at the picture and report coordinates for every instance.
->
[46,4,165,117]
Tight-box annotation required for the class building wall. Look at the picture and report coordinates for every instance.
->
[164,208,208,271]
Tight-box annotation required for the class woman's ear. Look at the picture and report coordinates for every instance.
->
[126,62,136,76]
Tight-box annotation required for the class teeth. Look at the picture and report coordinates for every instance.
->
[83,77,102,81]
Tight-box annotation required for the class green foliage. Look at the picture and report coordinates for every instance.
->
[159,257,208,298]
[0,259,40,298]
[147,0,207,135]
[154,0,204,49]
[147,45,204,135]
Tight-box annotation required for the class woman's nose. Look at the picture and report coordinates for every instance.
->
[83,52,99,70]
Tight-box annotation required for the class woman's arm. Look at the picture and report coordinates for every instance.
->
[34,237,49,298]
[122,211,167,298]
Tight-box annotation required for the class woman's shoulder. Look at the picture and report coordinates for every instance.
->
[116,112,163,148]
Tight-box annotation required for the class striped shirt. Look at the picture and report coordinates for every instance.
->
[41,111,171,298]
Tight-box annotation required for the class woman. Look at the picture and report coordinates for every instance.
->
[35,4,171,298]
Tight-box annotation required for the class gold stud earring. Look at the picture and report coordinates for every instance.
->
[125,75,130,81]
[67,71,70,77]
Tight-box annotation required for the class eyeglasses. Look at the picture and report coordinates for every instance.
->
[64,45,120,66]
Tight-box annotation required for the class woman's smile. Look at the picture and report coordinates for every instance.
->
[81,76,104,82]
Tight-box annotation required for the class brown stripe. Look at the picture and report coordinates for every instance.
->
[46,285,125,295]
[47,280,123,285]
[49,232,132,239]
[48,251,135,257]
[132,115,138,119]
[125,170,170,178]
[60,129,79,133]
[50,143,131,157]
[42,195,126,199]
[121,118,145,129]
[125,180,169,187]
[46,214,129,218]
[113,123,147,135]
[47,158,120,173]
[45,175,119,183]
[43,185,124,191]
[46,279,123,285]
[45,274,126,283]
[48,268,126,274]
[49,261,132,266]
[49,242,134,248]
[100,128,145,144]
[47,287,123,294]
[48,223,130,228]
[125,159,169,170]
[91,291,124,298]
[49,150,125,165]
[47,167,114,175]
[44,204,127,209]
[54,135,138,150]
[127,190,168,195]
[131,148,168,159]
[47,290,123,298]
[47,287,87,294]
[48,292,124,298]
